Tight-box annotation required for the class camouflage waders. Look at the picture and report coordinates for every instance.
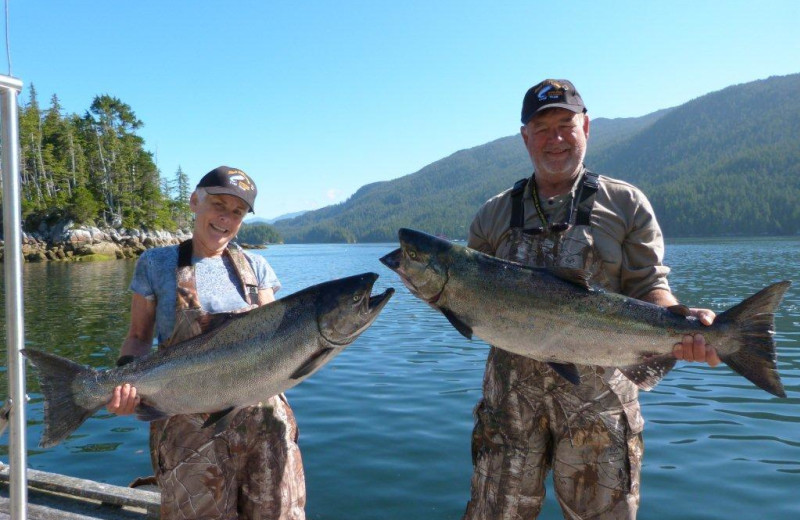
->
[463,174,643,520]
[151,240,306,520]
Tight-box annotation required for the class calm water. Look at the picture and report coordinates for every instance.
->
[1,237,799,519]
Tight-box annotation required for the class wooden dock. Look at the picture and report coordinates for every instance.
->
[0,464,159,519]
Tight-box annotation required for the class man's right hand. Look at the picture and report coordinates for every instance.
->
[106,384,140,415]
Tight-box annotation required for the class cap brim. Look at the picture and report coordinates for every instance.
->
[523,103,586,124]
[203,187,255,213]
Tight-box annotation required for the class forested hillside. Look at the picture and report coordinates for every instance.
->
[236,222,282,245]
[13,74,799,243]
[274,73,800,242]
[274,136,530,242]
[589,74,800,236]
[10,86,192,232]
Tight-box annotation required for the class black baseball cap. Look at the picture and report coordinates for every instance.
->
[521,79,586,124]
[197,166,257,213]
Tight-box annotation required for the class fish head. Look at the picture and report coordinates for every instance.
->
[379,228,452,304]
[317,272,394,345]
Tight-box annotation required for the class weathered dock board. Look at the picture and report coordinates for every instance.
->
[0,464,159,519]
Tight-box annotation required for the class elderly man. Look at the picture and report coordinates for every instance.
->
[108,166,306,520]
[462,80,719,519]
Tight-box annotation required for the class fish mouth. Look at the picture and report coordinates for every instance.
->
[368,287,395,313]
[352,274,394,338]
[322,272,395,345]
[379,247,402,270]
[359,272,394,328]
[379,238,447,304]
[379,248,420,295]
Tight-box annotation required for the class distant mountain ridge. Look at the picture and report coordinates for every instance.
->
[246,210,309,225]
[275,73,800,242]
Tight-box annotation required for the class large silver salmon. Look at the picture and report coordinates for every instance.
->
[380,228,789,397]
[23,272,394,448]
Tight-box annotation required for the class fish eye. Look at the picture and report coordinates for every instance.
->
[352,293,361,302]
[408,250,417,259]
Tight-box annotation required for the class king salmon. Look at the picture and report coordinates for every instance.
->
[380,228,789,397]
[24,272,394,448]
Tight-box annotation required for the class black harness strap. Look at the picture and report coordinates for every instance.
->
[574,171,599,227]
[509,177,529,229]
[178,239,193,268]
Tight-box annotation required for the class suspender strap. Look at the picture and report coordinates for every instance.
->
[226,243,260,306]
[574,171,600,227]
[509,177,529,229]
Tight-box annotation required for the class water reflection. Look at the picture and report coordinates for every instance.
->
[0,238,797,519]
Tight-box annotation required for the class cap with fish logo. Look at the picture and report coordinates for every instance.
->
[521,79,586,124]
[197,165,258,213]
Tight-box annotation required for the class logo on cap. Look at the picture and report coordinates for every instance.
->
[227,170,255,192]
[536,81,567,102]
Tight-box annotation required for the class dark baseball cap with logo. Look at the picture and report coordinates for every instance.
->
[521,79,587,124]
[197,166,258,213]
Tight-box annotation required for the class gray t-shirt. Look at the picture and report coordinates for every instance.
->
[129,245,281,344]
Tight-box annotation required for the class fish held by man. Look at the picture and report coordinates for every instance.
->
[23,272,394,448]
[380,228,789,397]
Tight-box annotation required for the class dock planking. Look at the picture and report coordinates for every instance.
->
[0,463,159,519]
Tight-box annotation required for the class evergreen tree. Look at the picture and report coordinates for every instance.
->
[171,165,192,229]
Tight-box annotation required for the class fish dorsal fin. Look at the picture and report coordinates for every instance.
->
[548,362,581,385]
[546,267,594,291]
[291,348,335,380]
[199,312,238,333]
[441,308,473,340]
[667,304,692,317]
[164,311,237,347]
[618,355,677,391]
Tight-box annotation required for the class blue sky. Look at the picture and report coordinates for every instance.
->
[9,1,799,219]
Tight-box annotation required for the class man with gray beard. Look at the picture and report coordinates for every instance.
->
[462,80,720,519]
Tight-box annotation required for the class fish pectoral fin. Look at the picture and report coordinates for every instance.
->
[548,362,581,385]
[441,308,473,340]
[667,304,692,317]
[202,407,237,431]
[291,347,335,380]
[619,355,677,391]
[135,402,169,422]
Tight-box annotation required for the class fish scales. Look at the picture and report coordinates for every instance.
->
[380,228,789,397]
[23,272,394,448]
[444,253,696,365]
[123,298,316,415]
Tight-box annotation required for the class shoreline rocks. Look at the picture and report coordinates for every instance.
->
[1,220,193,262]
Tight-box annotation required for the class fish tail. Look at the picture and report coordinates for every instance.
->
[715,281,791,398]
[21,348,104,447]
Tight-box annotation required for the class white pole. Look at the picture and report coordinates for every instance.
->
[0,73,26,520]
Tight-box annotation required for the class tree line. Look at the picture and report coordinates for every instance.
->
[9,86,285,245]
[236,222,283,245]
[8,86,193,232]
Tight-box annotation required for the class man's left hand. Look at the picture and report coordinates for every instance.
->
[672,308,721,366]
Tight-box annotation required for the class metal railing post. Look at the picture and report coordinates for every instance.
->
[0,73,26,520]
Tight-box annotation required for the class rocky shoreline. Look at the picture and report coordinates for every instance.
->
[2,220,193,262]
